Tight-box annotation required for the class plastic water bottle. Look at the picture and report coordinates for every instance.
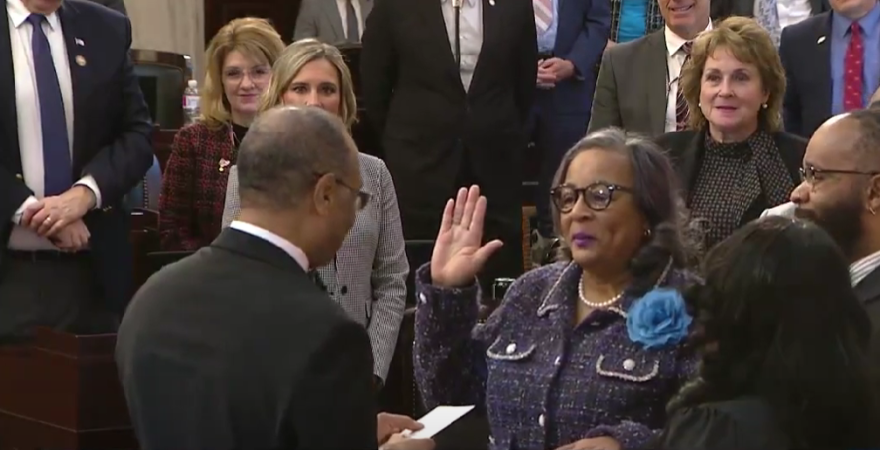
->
[183,79,200,124]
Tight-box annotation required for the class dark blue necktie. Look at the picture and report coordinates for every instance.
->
[27,14,71,196]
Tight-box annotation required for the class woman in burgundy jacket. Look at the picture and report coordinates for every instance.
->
[158,17,284,250]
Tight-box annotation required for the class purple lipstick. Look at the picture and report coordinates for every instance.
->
[571,232,597,248]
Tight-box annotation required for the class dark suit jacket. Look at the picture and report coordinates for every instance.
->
[780,13,833,138]
[588,30,667,136]
[89,0,127,15]
[117,228,379,450]
[855,267,880,369]
[0,0,153,313]
[710,0,828,21]
[538,0,611,116]
[360,0,537,223]
[159,123,235,251]
[654,130,806,227]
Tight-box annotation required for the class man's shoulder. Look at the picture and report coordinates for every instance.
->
[781,12,828,43]
[611,30,663,58]
[64,0,127,24]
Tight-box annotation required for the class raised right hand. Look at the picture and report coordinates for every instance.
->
[430,185,503,288]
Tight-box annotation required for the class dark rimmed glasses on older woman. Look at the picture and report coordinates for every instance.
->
[550,182,633,213]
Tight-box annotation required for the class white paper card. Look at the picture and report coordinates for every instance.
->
[407,405,475,439]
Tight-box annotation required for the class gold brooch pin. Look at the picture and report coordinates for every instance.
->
[75,55,87,66]
[218,158,230,172]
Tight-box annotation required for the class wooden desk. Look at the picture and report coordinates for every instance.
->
[0,328,134,450]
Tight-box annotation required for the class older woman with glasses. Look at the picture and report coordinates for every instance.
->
[413,128,699,450]
[159,18,285,250]
[221,39,408,389]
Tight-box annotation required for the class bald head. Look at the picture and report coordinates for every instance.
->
[812,110,880,168]
[237,106,356,209]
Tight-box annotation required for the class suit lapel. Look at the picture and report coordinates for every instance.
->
[469,0,496,90]
[322,0,345,43]
[420,0,462,89]
[645,32,668,136]
[814,15,832,119]
[855,266,880,307]
[360,0,374,22]
[57,2,87,166]
[673,132,705,201]
[0,5,21,166]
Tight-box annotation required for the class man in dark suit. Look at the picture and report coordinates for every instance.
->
[588,0,711,136]
[780,0,880,138]
[528,0,610,245]
[788,110,880,366]
[89,0,126,15]
[360,0,537,288]
[0,0,152,339]
[117,106,433,450]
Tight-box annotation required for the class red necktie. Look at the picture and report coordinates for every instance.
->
[844,23,864,111]
[676,41,693,131]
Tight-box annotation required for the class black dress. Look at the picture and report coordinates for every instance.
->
[650,397,790,450]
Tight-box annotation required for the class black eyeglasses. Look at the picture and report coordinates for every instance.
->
[799,165,880,184]
[315,172,370,210]
[550,182,633,213]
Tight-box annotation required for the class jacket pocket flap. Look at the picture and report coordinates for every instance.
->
[486,337,536,361]
[595,353,660,382]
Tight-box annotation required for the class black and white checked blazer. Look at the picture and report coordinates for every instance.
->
[221,153,409,381]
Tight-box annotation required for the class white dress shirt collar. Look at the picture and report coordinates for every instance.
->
[851,248,880,287]
[229,220,310,271]
[7,0,61,30]
[665,20,713,56]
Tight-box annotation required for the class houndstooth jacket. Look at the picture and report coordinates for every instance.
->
[221,153,408,381]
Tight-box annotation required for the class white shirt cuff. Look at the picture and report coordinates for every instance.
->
[12,196,39,225]
[74,175,102,209]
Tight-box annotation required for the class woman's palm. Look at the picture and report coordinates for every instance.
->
[430,186,503,287]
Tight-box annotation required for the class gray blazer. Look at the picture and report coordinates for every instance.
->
[293,0,372,44]
[588,30,668,137]
[221,153,408,381]
[89,0,127,15]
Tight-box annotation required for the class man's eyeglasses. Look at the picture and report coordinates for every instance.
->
[799,165,880,184]
[314,172,370,210]
[550,183,633,213]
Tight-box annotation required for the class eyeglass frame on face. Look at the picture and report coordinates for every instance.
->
[550,182,634,213]
[313,172,370,210]
[222,64,272,84]
[799,164,880,186]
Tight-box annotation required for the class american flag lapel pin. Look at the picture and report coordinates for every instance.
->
[817,35,826,44]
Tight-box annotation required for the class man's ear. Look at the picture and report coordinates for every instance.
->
[312,173,337,216]
[866,175,880,215]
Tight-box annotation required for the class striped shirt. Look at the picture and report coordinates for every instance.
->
[851,249,880,286]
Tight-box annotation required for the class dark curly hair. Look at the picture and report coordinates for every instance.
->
[550,127,701,297]
[669,216,880,448]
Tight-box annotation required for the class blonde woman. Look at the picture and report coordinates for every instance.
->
[159,18,285,250]
[222,39,408,388]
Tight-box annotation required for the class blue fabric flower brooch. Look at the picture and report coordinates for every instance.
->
[626,288,692,349]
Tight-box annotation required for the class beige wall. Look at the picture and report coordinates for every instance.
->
[125,0,205,81]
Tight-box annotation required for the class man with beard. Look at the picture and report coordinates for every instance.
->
[775,110,880,366]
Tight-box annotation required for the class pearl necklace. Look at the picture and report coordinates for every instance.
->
[578,273,624,308]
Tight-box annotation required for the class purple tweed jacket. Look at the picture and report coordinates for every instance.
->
[414,261,697,450]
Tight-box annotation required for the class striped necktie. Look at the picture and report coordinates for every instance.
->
[675,41,693,131]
